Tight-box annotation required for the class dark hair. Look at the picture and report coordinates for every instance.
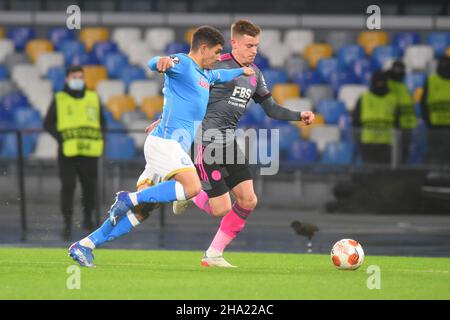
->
[66,65,83,76]
[231,19,261,38]
[191,26,224,51]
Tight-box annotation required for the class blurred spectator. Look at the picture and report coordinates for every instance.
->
[387,60,417,163]
[352,71,399,165]
[43,65,106,240]
[421,55,450,166]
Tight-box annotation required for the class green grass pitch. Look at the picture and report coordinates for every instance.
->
[0,248,449,300]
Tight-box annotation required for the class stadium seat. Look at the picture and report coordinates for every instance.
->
[46,67,66,92]
[413,87,424,103]
[59,41,86,63]
[129,80,160,106]
[106,95,136,120]
[125,42,152,67]
[260,69,288,90]
[403,45,434,71]
[0,39,14,63]
[32,91,53,116]
[126,118,150,149]
[292,70,325,95]
[25,39,53,63]
[165,42,190,55]
[244,102,266,126]
[283,98,313,113]
[1,91,30,112]
[370,45,400,71]
[357,31,389,55]
[31,133,58,159]
[325,30,355,52]
[271,83,300,104]
[122,110,148,127]
[309,125,340,152]
[145,28,175,52]
[66,51,99,66]
[304,44,333,68]
[447,47,450,57]
[259,29,282,54]
[316,58,340,82]
[286,140,319,164]
[0,132,37,159]
[285,57,309,80]
[11,64,40,90]
[338,84,368,112]
[329,70,359,94]
[96,80,126,105]
[0,27,3,38]
[184,27,196,44]
[83,65,107,90]
[305,84,333,106]
[104,52,129,78]
[0,80,15,100]
[253,54,270,70]
[337,45,365,70]
[92,41,118,64]
[0,64,8,80]
[315,99,348,124]
[405,72,427,95]
[262,43,292,68]
[426,32,450,57]
[320,141,354,164]
[12,107,41,129]
[393,32,421,55]
[36,52,64,76]
[7,27,36,51]
[4,53,29,73]
[106,134,136,161]
[112,28,141,52]
[273,122,303,153]
[119,66,147,89]
[284,29,314,55]
[47,27,76,50]
[141,95,164,120]
[103,110,125,130]
[80,27,109,51]
[23,81,53,115]
[351,58,372,85]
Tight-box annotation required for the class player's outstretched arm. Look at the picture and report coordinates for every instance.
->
[211,67,255,84]
[148,56,175,73]
[259,97,314,125]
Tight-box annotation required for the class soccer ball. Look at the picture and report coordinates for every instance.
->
[330,239,364,270]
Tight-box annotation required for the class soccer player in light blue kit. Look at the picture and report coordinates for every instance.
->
[69,26,255,267]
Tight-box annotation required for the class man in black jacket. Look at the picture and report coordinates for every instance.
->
[44,65,106,240]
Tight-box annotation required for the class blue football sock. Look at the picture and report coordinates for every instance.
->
[106,214,136,242]
[87,218,114,248]
[135,180,185,204]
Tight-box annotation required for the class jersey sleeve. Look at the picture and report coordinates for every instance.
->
[147,54,186,78]
[252,70,272,104]
[209,68,244,84]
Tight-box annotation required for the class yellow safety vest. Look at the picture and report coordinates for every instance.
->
[387,79,417,129]
[56,90,103,157]
[361,92,397,145]
[426,74,450,126]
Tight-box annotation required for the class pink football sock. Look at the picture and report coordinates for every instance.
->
[193,190,213,215]
[210,202,253,253]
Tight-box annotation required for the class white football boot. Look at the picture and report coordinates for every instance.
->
[172,199,193,215]
[200,251,237,268]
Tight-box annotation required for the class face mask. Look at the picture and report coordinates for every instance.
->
[68,78,85,91]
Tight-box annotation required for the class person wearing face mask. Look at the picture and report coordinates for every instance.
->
[387,60,417,163]
[421,55,450,165]
[352,71,399,165]
[44,65,106,240]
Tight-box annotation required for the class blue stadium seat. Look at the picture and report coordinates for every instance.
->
[370,45,400,71]
[351,58,372,85]
[337,45,365,71]
[7,27,36,51]
[0,92,30,112]
[165,42,190,55]
[0,108,13,127]
[292,70,325,95]
[337,114,354,142]
[316,99,348,124]
[0,65,9,80]
[320,141,354,164]
[47,27,76,50]
[92,41,118,64]
[104,110,126,130]
[106,134,136,161]
[316,58,339,82]
[286,140,319,164]
[393,32,421,55]
[104,53,129,78]
[329,70,359,94]
[247,102,266,126]
[253,54,270,70]
[66,51,99,66]
[119,66,147,89]
[237,111,259,129]
[12,108,42,129]
[259,68,288,90]
[405,72,427,95]
[426,32,450,57]
[60,41,86,63]
[267,122,302,153]
[0,132,37,159]
[47,67,66,91]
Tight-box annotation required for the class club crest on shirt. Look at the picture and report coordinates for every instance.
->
[181,157,191,166]
[170,56,180,64]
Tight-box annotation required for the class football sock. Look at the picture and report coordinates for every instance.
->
[128,180,187,205]
[192,190,213,215]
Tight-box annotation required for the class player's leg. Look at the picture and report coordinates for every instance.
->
[108,136,198,225]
